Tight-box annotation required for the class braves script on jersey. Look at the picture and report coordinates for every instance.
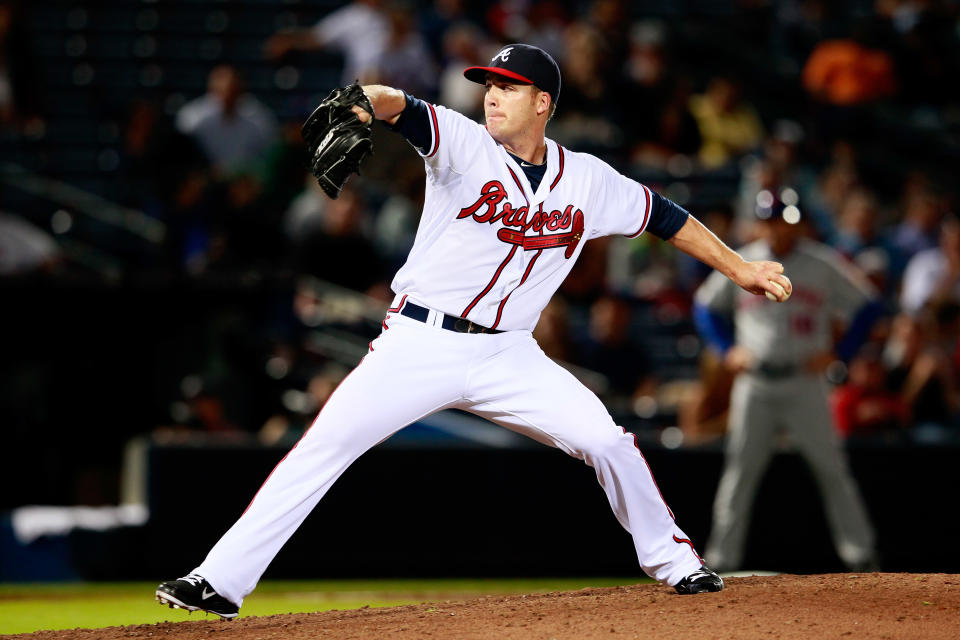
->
[391,103,653,331]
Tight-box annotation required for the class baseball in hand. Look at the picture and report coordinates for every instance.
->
[765,277,791,302]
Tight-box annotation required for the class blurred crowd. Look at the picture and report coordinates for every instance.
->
[2,0,959,447]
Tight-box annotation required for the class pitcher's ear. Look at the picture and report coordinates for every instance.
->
[538,91,551,116]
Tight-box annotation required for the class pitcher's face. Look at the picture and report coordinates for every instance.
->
[483,74,547,144]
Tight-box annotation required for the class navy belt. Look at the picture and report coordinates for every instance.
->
[751,362,800,378]
[399,301,503,334]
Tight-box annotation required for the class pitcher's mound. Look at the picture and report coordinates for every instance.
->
[11,573,960,639]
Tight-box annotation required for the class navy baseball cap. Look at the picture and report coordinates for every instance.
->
[464,44,561,106]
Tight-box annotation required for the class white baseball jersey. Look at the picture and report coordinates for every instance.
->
[187,98,707,609]
[391,103,655,331]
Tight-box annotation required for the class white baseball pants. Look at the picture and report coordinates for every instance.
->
[705,372,876,570]
[194,309,703,606]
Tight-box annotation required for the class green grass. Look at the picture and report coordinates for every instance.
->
[0,578,647,635]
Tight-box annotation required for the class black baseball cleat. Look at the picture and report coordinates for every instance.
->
[156,573,239,619]
[674,565,724,594]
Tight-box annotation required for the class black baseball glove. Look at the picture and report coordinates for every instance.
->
[301,83,374,199]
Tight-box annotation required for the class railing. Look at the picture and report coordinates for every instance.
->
[0,163,166,244]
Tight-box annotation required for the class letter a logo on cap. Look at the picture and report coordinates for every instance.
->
[494,47,513,63]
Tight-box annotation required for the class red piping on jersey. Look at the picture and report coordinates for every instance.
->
[492,201,547,329]
[382,294,408,329]
[620,426,676,520]
[549,144,565,191]
[462,245,518,318]
[473,165,531,325]
[563,209,585,259]
[505,165,529,205]
[627,184,653,238]
[673,535,703,563]
[386,295,408,314]
[491,248,543,329]
[426,104,440,158]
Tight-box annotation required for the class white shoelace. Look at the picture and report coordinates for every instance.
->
[180,573,205,587]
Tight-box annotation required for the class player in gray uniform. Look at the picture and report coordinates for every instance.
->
[693,192,880,572]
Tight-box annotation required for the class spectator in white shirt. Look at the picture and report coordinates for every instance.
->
[900,215,960,314]
[264,0,389,85]
[175,65,278,176]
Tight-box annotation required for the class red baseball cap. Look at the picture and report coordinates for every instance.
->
[464,44,561,106]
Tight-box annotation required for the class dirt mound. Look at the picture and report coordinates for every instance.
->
[7,573,958,640]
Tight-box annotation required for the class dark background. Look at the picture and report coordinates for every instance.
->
[2,0,959,580]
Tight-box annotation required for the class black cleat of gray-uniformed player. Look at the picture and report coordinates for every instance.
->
[674,565,724,594]
[156,573,239,619]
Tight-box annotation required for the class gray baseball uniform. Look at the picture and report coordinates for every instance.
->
[695,237,877,571]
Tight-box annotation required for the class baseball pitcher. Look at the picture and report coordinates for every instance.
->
[156,44,792,618]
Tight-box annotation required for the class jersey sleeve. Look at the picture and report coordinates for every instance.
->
[386,92,433,154]
[645,190,691,240]
[389,98,488,180]
[586,162,659,239]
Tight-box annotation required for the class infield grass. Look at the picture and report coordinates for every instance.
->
[0,577,648,635]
